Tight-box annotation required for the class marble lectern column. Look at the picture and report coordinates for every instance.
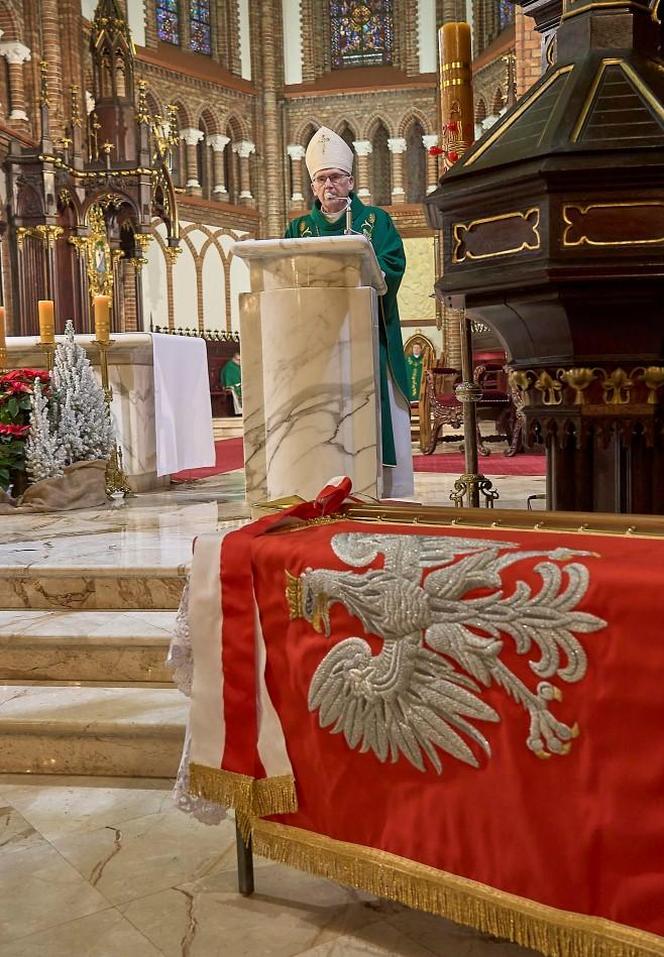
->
[233,235,386,503]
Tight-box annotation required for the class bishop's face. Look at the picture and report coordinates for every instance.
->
[312,167,354,214]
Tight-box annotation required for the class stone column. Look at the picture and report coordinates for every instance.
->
[387,137,407,205]
[180,127,204,194]
[233,140,256,204]
[286,144,306,206]
[207,133,230,200]
[0,42,31,124]
[352,140,373,202]
[422,134,440,194]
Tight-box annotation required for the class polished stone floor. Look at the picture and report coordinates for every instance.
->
[0,775,538,957]
[0,456,546,956]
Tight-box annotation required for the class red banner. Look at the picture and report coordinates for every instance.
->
[189,493,664,955]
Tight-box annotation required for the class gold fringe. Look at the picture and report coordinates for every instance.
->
[188,763,298,830]
[252,820,664,957]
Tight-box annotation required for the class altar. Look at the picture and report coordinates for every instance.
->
[175,481,664,957]
[6,332,214,491]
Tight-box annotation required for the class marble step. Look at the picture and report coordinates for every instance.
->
[0,611,176,683]
[0,567,186,611]
[0,685,186,777]
[213,417,243,440]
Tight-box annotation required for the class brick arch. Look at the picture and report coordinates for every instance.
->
[328,115,360,140]
[292,117,320,145]
[170,99,193,129]
[361,112,396,141]
[475,98,487,123]
[221,111,250,141]
[145,89,164,118]
[199,106,221,135]
[397,108,433,138]
[0,2,20,40]
[492,86,505,115]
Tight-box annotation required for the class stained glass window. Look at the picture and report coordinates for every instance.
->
[190,0,212,55]
[498,0,514,30]
[156,0,180,44]
[330,1,393,70]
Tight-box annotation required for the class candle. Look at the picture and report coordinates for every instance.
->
[38,300,55,344]
[439,22,474,150]
[94,295,111,344]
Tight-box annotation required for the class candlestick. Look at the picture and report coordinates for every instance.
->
[0,306,6,373]
[38,300,55,344]
[93,295,111,344]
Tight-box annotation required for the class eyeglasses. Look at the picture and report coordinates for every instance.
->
[312,173,350,187]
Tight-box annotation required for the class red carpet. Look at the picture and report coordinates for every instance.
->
[413,451,546,476]
[173,438,545,482]
[172,437,244,481]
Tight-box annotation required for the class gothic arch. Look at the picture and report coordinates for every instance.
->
[328,115,360,140]
[220,110,251,141]
[362,112,396,141]
[403,116,427,204]
[475,98,487,124]
[199,106,221,135]
[292,118,320,146]
[369,119,391,207]
[171,99,192,129]
[145,90,163,118]
[492,87,505,115]
[0,3,20,39]
[396,108,432,137]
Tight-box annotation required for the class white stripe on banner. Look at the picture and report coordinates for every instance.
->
[189,533,226,769]
[254,600,294,779]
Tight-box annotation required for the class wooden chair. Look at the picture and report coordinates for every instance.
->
[419,366,463,454]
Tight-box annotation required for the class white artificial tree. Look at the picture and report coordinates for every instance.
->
[24,378,65,483]
[52,320,116,464]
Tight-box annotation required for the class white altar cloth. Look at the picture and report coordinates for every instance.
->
[152,333,215,476]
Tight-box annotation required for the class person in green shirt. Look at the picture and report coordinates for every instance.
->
[220,351,242,414]
[284,126,413,498]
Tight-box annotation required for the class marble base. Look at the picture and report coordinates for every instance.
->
[0,686,186,777]
[0,611,175,683]
[241,286,381,503]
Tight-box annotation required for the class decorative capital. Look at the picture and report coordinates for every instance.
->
[422,134,439,149]
[287,144,306,161]
[180,127,205,146]
[387,137,407,154]
[206,133,230,151]
[233,140,256,158]
[0,41,31,65]
[352,139,373,156]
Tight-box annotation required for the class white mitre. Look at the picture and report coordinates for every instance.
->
[305,127,354,179]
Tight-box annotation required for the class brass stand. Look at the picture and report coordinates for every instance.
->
[95,338,132,497]
[450,313,499,508]
[42,343,55,372]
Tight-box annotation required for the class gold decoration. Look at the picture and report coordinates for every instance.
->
[39,59,49,107]
[562,201,664,248]
[251,820,664,957]
[600,368,633,405]
[34,225,64,247]
[95,336,132,497]
[636,366,664,404]
[507,370,532,405]
[70,85,82,128]
[285,570,303,619]
[534,371,563,406]
[85,205,114,299]
[557,368,596,405]
[188,763,297,839]
[452,209,541,263]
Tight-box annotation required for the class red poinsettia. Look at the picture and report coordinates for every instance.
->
[0,423,29,437]
[428,145,445,156]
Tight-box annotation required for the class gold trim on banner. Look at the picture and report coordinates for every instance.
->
[188,763,298,831]
[562,201,664,247]
[452,209,541,263]
[252,820,664,957]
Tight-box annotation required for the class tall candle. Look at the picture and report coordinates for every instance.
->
[439,22,474,150]
[94,295,111,344]
[38,300,55,344]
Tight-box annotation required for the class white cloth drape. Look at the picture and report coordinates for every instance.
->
[152,333,216,476]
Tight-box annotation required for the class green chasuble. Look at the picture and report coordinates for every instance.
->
[405,353,424,402]
[221,359,242,401]
[284,193,410,467]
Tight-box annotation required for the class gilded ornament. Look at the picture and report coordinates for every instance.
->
[534,370,563,406]
[635,366,664,404]
[507,369,532,404]
[558,367,596,404]
[600,368,633,405]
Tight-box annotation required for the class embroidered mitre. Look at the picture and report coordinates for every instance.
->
[305,127,354,179]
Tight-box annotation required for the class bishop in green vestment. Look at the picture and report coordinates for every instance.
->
[284,127,413,496]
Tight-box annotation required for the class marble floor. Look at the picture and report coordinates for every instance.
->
[0,455,547,956]
[0,775,539,957]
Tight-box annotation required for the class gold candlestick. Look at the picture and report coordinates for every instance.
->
[94,336,132,497]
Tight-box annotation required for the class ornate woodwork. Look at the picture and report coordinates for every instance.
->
[426,0,664,514]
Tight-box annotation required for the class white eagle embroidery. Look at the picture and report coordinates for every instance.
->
[287,533,606,774]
